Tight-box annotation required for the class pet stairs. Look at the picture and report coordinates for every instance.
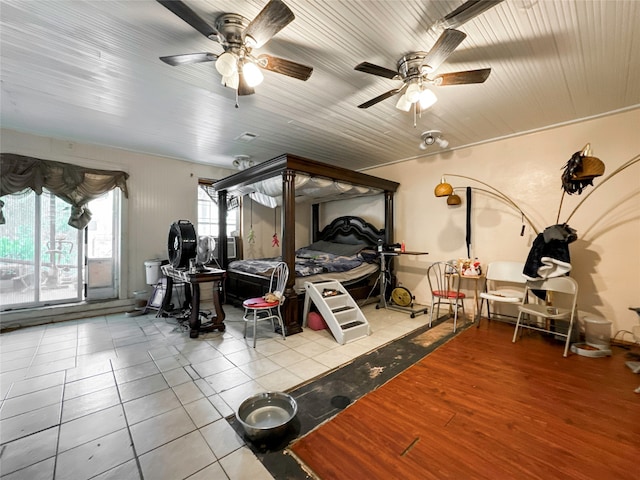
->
[303,280,370,345]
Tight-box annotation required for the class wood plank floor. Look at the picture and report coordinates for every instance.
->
[290,321,640,480]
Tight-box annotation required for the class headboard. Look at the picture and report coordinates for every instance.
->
[317,216,384,247]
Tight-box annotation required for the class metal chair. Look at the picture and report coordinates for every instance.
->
[242,262,288,347]
[477,261,526,327]
[512,276,579,357]
[427,261,466,332]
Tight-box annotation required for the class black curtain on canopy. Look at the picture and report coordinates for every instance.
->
[0,153,129,229]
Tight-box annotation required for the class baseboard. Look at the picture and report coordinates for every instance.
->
[0,299,135,332]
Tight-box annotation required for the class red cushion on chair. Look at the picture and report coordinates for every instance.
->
[243,297,279,308]
[432,290,466,299]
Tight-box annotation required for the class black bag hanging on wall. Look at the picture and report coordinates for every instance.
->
[465,186,472,258]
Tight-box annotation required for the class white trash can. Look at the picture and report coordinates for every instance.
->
[144,259,163,285]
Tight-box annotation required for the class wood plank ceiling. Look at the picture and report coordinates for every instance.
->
[1,1,638,171]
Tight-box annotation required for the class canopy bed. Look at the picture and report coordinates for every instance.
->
[212,153,399,335]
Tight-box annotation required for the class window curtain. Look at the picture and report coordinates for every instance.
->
[0,153,129,229]
[199,183,239,210]
[199,184,218,204]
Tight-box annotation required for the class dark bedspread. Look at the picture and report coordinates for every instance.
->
[228,247,373,278]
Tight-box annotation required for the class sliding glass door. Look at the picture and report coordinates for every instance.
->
[0,189,120,311]
[0,190,82,309]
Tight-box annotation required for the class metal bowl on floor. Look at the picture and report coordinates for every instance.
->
[236,392,298,443]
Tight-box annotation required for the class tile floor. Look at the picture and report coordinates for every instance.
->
[0,303,431,480]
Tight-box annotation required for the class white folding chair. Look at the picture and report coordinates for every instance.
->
[512,276,579,357]
[242,262,288,347]
[477,261,526,326]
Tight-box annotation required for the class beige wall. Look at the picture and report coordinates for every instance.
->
[366,108,640,336]
[2,108,638,335]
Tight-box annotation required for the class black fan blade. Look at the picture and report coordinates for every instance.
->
[237,71,255,96]
[257,54,313,81]
[160,52,218,66]
[441,0,504,29]
[244,0,295,49]
[357,87,404,109]
[156,0,219,40]
[421,28,467,73]
[354,62,399,80]
[432,68,491,86]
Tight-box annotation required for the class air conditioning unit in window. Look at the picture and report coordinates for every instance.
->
[212,237,238,260]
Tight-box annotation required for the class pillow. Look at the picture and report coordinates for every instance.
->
[307,240,366,257]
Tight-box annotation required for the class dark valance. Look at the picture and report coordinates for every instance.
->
[0,153,129,229]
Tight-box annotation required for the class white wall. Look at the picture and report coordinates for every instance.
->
[366,108,640,336]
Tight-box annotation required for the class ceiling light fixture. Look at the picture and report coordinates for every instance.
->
[420,130,449,150]
[396,80,438,113]
[232,155,255,170]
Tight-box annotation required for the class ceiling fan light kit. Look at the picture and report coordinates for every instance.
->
[242,61,264,87]
[221,72,239,89]
[395,94,412,112]
[215,52,237,77]
[418,89,438,109]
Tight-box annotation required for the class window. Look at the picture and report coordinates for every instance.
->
[86,190,120,300]
[197,182,238,237]
[0,190,120,311]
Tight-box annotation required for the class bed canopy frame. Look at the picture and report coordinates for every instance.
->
[212,153,399,336]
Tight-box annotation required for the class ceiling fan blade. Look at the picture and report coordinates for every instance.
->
[354,62,399,80]
[237,71,255,96]
[257,54,313,81]
[156,0,219,41]
[159,52,218,66]
[357,87,404,109]
[441,0,504,29]
[432,68,491,86]
[421,28,467,73]
[244,0,295,49]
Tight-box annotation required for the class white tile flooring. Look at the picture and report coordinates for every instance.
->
[0,303,431,480]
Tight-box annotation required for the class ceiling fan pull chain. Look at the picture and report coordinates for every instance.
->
[235,88,240,109]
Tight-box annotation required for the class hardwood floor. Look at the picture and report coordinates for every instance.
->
[290,321,640,479]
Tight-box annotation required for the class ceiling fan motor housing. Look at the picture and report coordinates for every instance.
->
[397,52,429,82]
[216,13,250,53]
